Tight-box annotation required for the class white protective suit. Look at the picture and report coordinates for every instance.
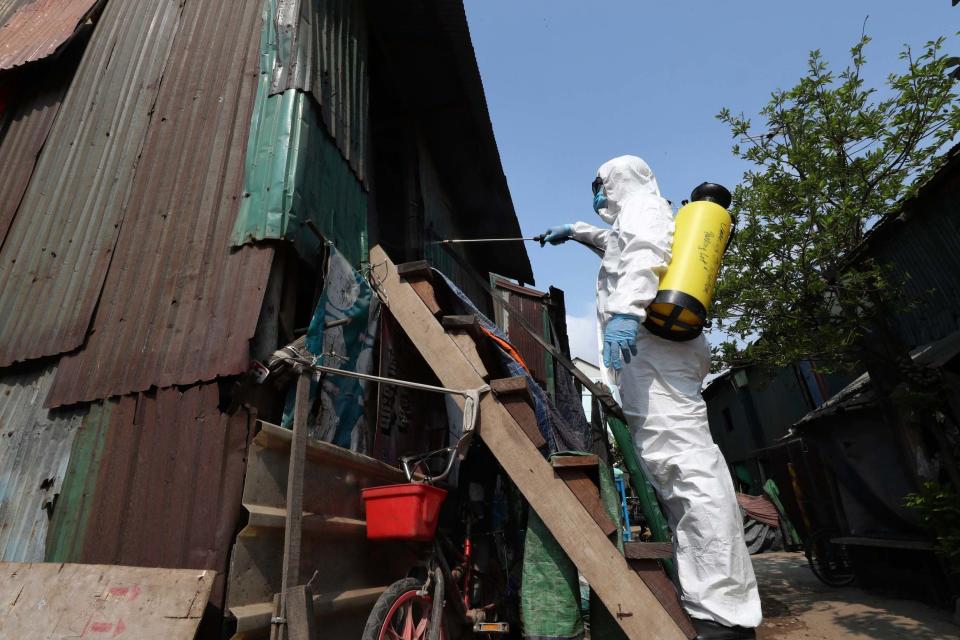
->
[569,155,762,628]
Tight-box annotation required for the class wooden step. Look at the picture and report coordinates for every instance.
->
[371,245,688,640]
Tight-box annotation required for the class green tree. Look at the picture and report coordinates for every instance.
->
[712,33,960,373]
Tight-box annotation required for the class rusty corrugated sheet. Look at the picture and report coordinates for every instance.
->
[269,0,368,182]
[74,383,252,615]
[0,0,101,70]
[46,0,274,408]
[0,0,29,27]
[494,279,551,386]
[0,362,88,562]
[0,55,76,245]
[0,0,183,368]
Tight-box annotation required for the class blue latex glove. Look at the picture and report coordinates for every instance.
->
[603,314,640,370]
[542,224,573,245]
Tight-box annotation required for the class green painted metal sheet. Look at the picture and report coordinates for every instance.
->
[44,400,112,562]
[231,0,367,266]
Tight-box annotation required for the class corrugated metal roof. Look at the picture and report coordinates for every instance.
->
[269,0,368,183]
[0,362,88,562]
[368,0,533,284]
[0,0,30,27]
[0,55,75,244]
[0,0,101,70]
[51,383,252,615]
[0,0,184,367]
[46,0,274,407]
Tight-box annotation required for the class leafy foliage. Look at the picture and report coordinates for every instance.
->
[712,34,960,372]
[904,481,960,574]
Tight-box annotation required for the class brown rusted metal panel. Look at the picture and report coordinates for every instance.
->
[0,0,31,29]
[0,0,183,367]
[494,278,551,386]
[0,55,75,245]
[0,0,101,70]
[46,0,273,407]
[0,361,89,563]
[77,383,253,616]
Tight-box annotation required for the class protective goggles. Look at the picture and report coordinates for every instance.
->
[591,176,604,196]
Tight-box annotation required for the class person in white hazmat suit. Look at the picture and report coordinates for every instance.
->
[542,155,762,640]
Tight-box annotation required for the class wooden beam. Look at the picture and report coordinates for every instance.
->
[369,245,687,640]
[551,455,600,470]
[490,377,546,449]
[556,469,618,537]
[273,372,311,640]
[623,541,674,560]
[286,585,318,640]
[629,560,697,639]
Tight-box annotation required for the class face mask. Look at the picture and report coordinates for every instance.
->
[593,186,607,214]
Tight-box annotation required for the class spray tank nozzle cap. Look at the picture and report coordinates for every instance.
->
[690,182,732,209]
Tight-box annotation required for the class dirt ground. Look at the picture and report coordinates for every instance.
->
[754,551,958,639]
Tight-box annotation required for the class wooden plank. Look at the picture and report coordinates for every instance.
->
[629,560,697,639]
[558,470,618,536]
[489,377,545,447]
[246,505,366,538]
[449,332,489,380]
[409,279,441,315]
[369,245,686,640]
[623,541,674,560]
[233,587,386,634]
[396,260,432,279]
[0,563,214,639]
[441,314,481,334]
[489,376,531,398]
[496,393,547,449]
[274,372,311,640]
[551,454,600,470]
[255,421,405,482]
[286,586,318,640]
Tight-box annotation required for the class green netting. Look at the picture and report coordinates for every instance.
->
[521,453,628,640]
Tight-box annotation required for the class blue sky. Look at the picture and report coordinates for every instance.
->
[463,0,959,363]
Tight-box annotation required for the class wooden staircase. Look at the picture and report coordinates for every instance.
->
[370,245,696,640]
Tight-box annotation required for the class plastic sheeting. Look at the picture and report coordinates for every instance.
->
[282,247,380,451]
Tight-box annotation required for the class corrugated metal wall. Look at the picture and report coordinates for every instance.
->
[46,0,274,408]
[492,279,551,388]
[0,56,73,244]
[231,0,368,266]
[46,383,252,614]
[871,183,960,349]
[0,0,101,70]
[0,363,88,562]
[0,0,183,367]
[269,0,368,183]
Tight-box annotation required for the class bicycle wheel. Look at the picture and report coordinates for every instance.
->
[805,530,854,587]
[362,577,448,640]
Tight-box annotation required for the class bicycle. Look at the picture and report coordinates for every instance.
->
[361,440,511,640]
[804,528,855,587]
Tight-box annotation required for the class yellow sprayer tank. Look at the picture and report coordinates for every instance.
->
[644,182,733,341]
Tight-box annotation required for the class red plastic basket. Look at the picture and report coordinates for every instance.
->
[361,483,448,541]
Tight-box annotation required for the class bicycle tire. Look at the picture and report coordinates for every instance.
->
[805,530,855,587]
[362,577,448,640]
